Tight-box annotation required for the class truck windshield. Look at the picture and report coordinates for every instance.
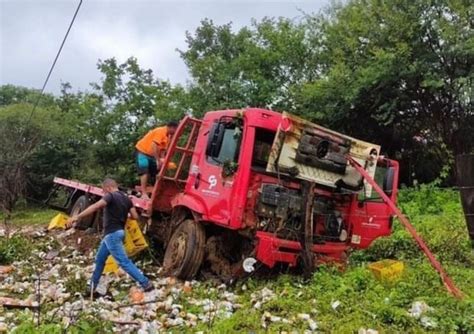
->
[359,165,388,201]
[216,127,241,162]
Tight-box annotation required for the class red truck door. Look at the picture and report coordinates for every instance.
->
[186,115,245,227]
[349,159,399,248]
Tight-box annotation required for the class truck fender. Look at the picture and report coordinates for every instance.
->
[171,193,208,217]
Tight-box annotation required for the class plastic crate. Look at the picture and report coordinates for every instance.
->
[48,213,68,230]
[104,219,149,273]
[368,259,404,282]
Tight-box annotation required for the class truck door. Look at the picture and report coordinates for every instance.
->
[350,160,399,248]
[191,117,244,226]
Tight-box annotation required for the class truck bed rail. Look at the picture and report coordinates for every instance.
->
[53,177,151,210]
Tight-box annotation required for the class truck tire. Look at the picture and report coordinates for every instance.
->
[69,195,94,230]
[163,219,205,279]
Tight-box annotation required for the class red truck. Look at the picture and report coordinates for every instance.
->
[49,108,399,280]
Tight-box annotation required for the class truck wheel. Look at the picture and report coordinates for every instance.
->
[69,195,94,230]
[163,219,205,279]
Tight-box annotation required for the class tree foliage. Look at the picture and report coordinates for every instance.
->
[180,18,316,112]
[0,103,64,219]
[300,0,473,182]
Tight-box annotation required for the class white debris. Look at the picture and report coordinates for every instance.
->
[308,319,318,331]
[138,320,162,334]
[331,300,341,310]
[95,276,112,296]
[420,316,437,328]
[270,315,282,322]
[166,317,184,327]
[408,301,433,318]
[251,287,275,308]
[186,313,198,322]
[222,291,238,302]
[297,313,310,321]
[358,328,379,334]
[43,284,70,303]
[261,311,291,328]
[243,257,257,273]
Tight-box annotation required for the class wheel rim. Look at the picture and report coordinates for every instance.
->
[71,200,84,222]
[165,231,188,273]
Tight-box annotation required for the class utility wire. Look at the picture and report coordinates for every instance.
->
[26,0,83,124]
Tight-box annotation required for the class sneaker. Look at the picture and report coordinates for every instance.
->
[143,281,154,292]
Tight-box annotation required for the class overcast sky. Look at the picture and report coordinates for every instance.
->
[0,0,328,95]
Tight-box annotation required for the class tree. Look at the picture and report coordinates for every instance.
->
[58,57,191,185]
[300,0,473,182]
[0,104,50,224]
[0,84,56,108]
[180,18,314,112]
[0,86,84,207]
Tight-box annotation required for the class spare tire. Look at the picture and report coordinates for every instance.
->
[69,195,94,230]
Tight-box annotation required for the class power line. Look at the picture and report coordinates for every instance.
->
[26,0,83,124]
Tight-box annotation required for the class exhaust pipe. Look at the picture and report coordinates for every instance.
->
[456,154,474,248]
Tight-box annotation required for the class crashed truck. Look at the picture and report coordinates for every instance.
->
[48,108,399,279]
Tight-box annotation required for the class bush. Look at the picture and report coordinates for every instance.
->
[0,235,32,265]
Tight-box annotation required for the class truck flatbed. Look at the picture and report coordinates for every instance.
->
[52,177,151,211]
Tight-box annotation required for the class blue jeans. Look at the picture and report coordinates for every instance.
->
[91,229,149,289]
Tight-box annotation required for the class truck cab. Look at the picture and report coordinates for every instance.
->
[152,108,399,278]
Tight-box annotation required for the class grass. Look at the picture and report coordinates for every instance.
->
[192,186,474,333]
[3,187,474,332]
[1,204,56,226]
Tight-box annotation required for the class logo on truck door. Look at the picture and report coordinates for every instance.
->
[208,175,217,189]
[201,175,220,197]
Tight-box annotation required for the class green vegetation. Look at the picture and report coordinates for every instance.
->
[194,187,474,333]
[0,206,55,226]
[12,314,112,334]
[0,235,33,265]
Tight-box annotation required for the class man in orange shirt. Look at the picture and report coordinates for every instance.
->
[135,121,178,198]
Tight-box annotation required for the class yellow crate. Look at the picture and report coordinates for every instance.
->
[48,213,69,230]
[104,219,149,273]
[104,256,120,273]
[368,259,404,282]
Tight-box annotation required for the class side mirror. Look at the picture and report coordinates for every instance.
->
[206,122,225,158]
[383,167,395,196]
